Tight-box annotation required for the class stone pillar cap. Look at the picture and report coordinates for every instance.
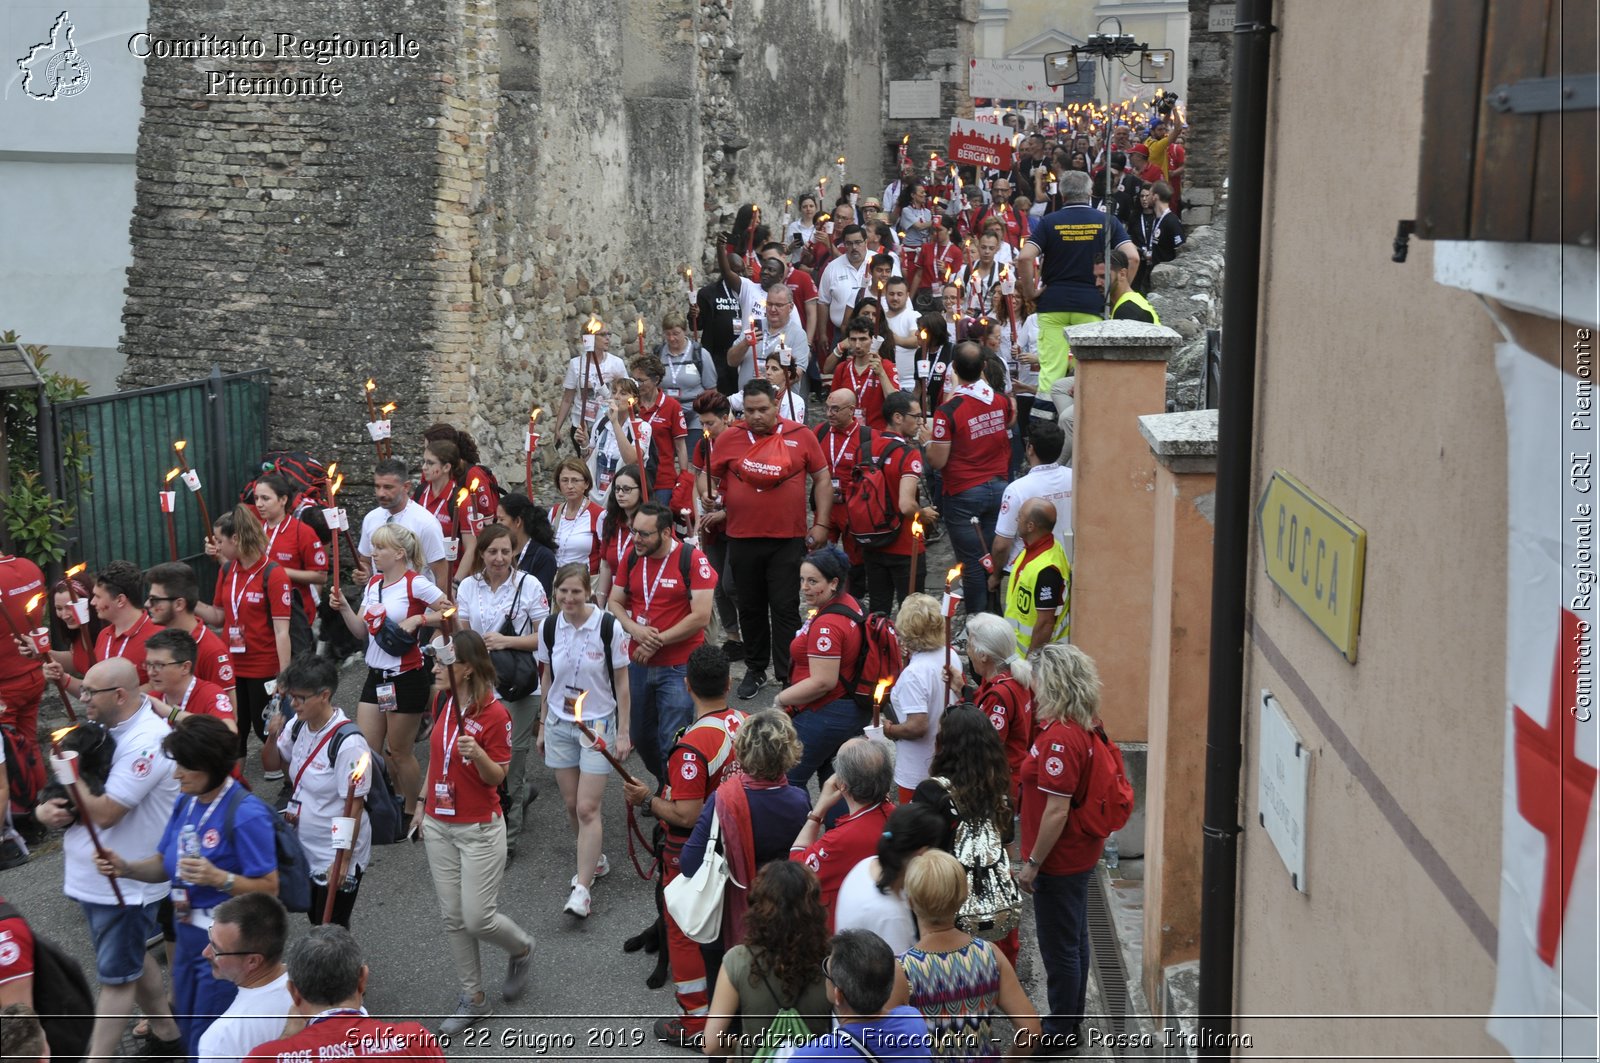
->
[1139,408,1219,471]
[1066,319,1182,359]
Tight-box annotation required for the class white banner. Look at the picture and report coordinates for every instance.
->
[969,58,1061,103]
[1487,339,1600,1062]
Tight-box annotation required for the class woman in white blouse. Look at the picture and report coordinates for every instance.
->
[549,458,604,572]
[457,524,550,858]
[881,593,959,803]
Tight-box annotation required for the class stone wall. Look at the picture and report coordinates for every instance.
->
[1153,186,1225,411]
[882,0,975,190]
[120,0,884,498]
[1184,0,1232,203]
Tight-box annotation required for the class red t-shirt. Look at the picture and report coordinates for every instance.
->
[0,556,46,682]
[915,241,965,292]
[425,697,513,823]
[639,393,689,479]
[932,384,1011,495]
[864,436,926,557]
[262,515,326,620]
[212,559,294,679]
[787,594,864,711]
[189,620,237,693]
[0,902,35,989]
[831,358,900,431]
[709,422,827,540]
[95,612,158,685]
[785,267,821,317]
[816,424,871,561]
[176,676,237,724]
[464,464,499,520]
[1020,718,1102,875]
[977,672,1034,789]
[791,800,892,924]
[245,1015,443,1063]
[601,525,635,578]
[619,542,717,666]
[415,481,482,580]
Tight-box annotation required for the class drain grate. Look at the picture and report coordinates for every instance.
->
[1085,871,1131,1057]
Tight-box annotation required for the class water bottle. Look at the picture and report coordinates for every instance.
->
[1104,832,1120,870]
[178,825,200,881]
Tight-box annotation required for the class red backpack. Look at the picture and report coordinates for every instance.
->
[818,600,904,713]
[844,432,908,550]
[1071,724,1135,838]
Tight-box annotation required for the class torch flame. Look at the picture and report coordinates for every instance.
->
[66,562,87,579]
[330,474,344,498]
[684,267,694,283]
[441,606,457,621]
[380,402,396,416]
[455,487,469,507]
[529,407,543,426]
[572,690,588,724]
[173,440,187,453]
[902,134,910,146]
[585,316,602,335]
[26,593,45,615]
[912,514,924,538]
[51,725,77,744]
[326,461,338,480]
[165,468,181,483]
[946,564,963,585]
[365,378,375,392]
[350,752,371,784]
[919,328,928,342]
[837,156,845,165]
[873,677,893,706]
[636,317,645,337]
[469,477,480,492]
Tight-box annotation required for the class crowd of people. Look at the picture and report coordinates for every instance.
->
[0,107,1184,1062]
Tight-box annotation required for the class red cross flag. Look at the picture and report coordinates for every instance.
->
[1488,340,1599,1061]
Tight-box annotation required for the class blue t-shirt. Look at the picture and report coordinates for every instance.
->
[1027,205,1131,315]
[160,782,278,910]
[789,1007,933,1061]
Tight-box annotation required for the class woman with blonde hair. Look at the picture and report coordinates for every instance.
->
[1017,642,1106,1055]
[416,628,535,1035]
[332,521,449,817]
[197,505,294,763]
[882,593,959,803]
[901,849,1040,1060]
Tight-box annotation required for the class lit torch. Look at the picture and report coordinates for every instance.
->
[172,441,214,546]
[572,691,638,785]
[377,403,397,460]
[160,468,182,561]
[636,316,646,360]
[872,676,893,730]
[324,466,348,592]
[909,514,924,599]
[51,726,122,903]
[526,407,543,490]
[322,752,370,923]
[943,564,963,707]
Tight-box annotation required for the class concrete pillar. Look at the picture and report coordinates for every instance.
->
[1065,320,1180,742]
[1137,408,1218,1018]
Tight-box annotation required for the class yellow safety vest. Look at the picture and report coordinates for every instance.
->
[1113,290,1160,325]
[1005,538,1072,655]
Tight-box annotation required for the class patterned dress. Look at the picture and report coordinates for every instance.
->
[901,936,1003,1060]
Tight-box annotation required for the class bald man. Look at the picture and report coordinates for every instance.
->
[1003,498,1071,655]
[35,657,183,1062]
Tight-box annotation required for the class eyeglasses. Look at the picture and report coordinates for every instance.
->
[596,331,613,337]
[842,239,866,248]
[824,404,855,413]
[79,685,122,699]
[144,595,178,604]
[204,934,260,958]
[145,659,182,671]
[613,485,640,494]
[287,691,324,705]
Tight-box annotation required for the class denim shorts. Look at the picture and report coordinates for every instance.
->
[543,714,617,775]
[79,898,163,984]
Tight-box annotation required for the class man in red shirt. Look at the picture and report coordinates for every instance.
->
[622,645,746,1047]
[926,344,1012,612]
[243,926,442,1063]
[142,630,237,731]
[607,502,716,784]
[860,392,935,617]
[0,555,47,740]
[910,220,964,303]
[55,560,157,696]
[830,319,899,430]
[629,356,690,507]
[144,563,237,713]
[707,380,833,700]
[788,737,893,925]
[815,389,869,583]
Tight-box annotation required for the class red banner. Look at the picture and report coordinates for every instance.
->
[948,117,1013,171]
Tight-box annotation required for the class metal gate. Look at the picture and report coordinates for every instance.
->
[48,367,271,576]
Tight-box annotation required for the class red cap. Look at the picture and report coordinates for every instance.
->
[1130,144,1150,156]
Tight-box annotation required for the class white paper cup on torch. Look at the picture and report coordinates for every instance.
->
[367,419,392,442]
[322,507,348,531]
[180,469,202,492]
[526,429,540,453]
[430,635,456,666]
[51,750,80,785]
[29,628,51,656]
[72,599,91,625]
[942,590,963,618]
[582,333,595,353]
[159,491,177,514]
[862,724,886,743]
[330,816,357,851]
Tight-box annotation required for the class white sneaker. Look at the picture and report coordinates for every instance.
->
[438,993,492,1036]
[564,883,592,918]
[262,769,284,782]
[570,855,609,888]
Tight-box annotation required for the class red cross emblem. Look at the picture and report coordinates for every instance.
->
[1513,608,1598,966]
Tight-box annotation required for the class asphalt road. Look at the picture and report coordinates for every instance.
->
[3,529,1113,1060]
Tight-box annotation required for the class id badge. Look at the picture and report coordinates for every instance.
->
[563,686,585,716]
[171,886,190,917]
[597,470,614,496]
[853,409,865,424]
[283,799,302,827]
[227,625,246,654]
[582,397,602,422]
[376,683,397,713]
[433,781,457,815]
[444,537,460,561]
[916,359,931,379]
[665,387,682,399]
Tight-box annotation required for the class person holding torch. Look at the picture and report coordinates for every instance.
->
[0,552,46,739]
[416,629,535,1036]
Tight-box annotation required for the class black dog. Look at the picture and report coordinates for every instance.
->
[38,722,117,807]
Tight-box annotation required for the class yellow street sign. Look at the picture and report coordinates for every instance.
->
[1256,470,1367,662]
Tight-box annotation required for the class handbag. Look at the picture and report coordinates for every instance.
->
[663,809,733,944]
[488,573,539,701]
[935,776,1023,941]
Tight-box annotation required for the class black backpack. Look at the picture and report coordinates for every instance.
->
[0,898,94,1063]
[287,719,407,845]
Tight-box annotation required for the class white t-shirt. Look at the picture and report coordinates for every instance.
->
[274,709,373,874]
[549,503,601,569]
[65,702,179,905]
[734,314,811,390]
[587,415,654,506]
[457,571,550,698]
[197,970,293,1063]
[534,607,632,722]
[560,352,630,428]
[785,221,816,263]
[1011,314,1041,389]
[883,306,922,390]
[356,501,447,566]
[995,463,1074,569]
[888,647,959,791]
[834,857,918,957]
[818,255,872,330]
[358,572,447,672]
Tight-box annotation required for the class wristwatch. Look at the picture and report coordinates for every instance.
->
[223,872,237,894]
[1023,855,1038,868]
